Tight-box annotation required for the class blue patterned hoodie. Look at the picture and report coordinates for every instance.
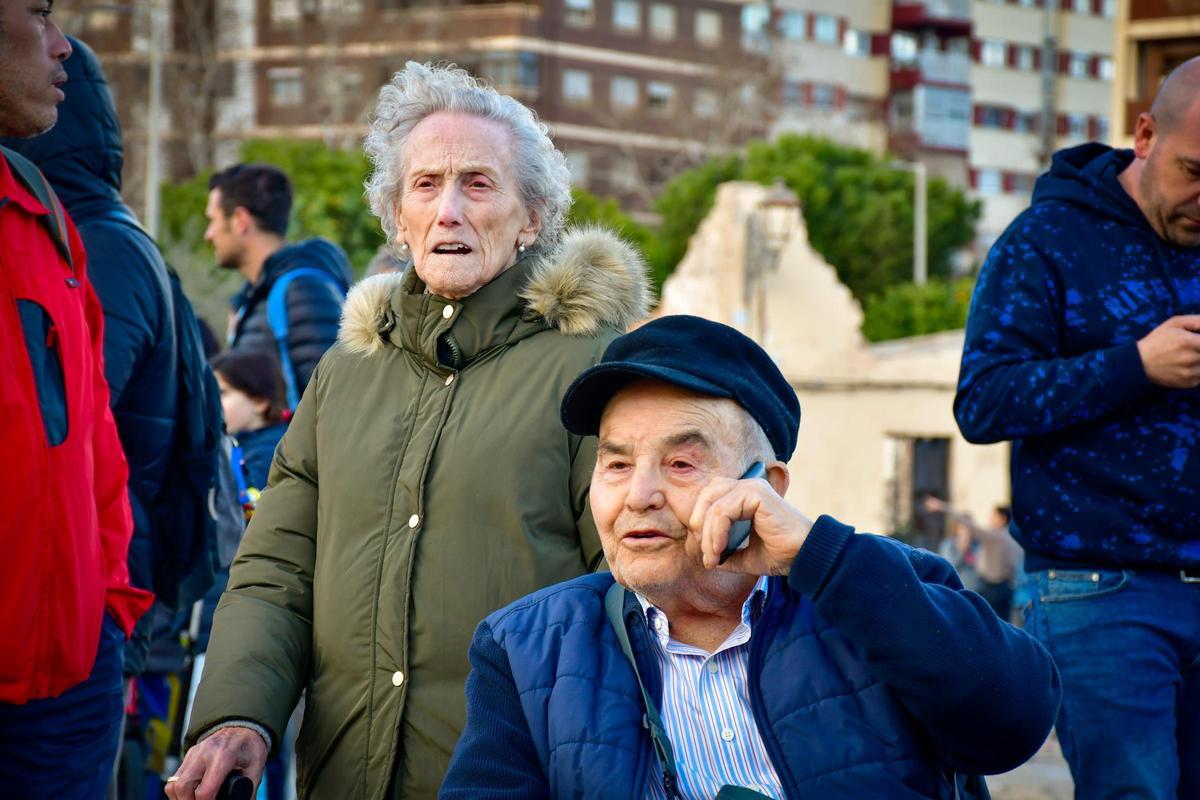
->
[955,143,1200,572]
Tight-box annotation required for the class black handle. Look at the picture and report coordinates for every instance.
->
[215,771,255,800]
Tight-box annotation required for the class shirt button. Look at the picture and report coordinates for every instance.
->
[707,661,719,674]
[391,670,404,687]
[408,514,420,528]
[442,305,454,319]
[445,374,455,386]
[721,727,735,742]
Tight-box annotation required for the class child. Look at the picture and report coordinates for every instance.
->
[209,350,288,495]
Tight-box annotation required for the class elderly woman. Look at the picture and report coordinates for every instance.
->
[169,63,649,800]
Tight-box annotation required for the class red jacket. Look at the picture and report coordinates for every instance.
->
[0,153,153,704]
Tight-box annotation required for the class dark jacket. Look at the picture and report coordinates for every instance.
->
[2,39,177,613]
[443,516,1061,799]
[238,423,287,491]
[955,144,1200,573]
[229,238,352,398]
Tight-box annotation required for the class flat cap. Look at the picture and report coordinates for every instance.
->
[560,315,800,460]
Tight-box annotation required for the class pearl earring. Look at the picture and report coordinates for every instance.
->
[399,241,409,252]
[518,243,526,253]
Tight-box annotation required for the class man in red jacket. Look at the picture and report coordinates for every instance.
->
[0,2,153,796]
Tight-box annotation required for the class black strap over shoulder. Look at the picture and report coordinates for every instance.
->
[0,145,74,270]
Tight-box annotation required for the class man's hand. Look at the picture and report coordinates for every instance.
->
[165,726,268,800]
[1137,315,1200,388]
[687,471,813,576]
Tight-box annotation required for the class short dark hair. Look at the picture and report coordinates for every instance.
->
[210,349,287,426]
[208,163,292,238]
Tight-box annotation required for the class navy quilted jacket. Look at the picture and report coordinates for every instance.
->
[229,238,352,398]
[442,517,1061,799]
[955,143,1200,572]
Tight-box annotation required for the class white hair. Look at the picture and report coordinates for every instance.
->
[363,61,573,249]
[739,408,776,466]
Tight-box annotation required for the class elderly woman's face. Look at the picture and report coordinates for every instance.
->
[396,111,540,299]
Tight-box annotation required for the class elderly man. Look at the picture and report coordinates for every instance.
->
[442,315,1061,799]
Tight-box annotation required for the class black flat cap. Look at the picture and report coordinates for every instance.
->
[560,315,800,460]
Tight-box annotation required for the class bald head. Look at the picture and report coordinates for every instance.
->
[1150,56,1200,136]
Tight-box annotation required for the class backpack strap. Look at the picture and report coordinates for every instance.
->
[0,145,74,270]
[265,267,345,410]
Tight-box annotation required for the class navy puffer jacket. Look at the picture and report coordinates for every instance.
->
[229,238,352,398]
[2,38,176,623]
[443,517,1062,799]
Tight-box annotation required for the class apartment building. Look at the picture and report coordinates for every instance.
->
[1111,0,1200,148]
[969,0,1116,248]
[60,0,768,216]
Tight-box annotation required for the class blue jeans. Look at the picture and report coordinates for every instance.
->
[0,614,125,799]
[1027,569,1200,799]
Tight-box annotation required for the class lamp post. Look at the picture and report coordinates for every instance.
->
[748,178,799,343]
[890,160,928,286]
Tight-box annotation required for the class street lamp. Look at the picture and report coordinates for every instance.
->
[889,160,928,286]
[747,178,799,343]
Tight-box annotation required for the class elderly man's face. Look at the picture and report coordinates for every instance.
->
[396,111,540,299]
[591,380,758,602]
[0,0,71,138]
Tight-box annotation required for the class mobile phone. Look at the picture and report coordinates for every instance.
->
[718,461,766,565]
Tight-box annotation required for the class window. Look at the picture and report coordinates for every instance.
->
[1067,112,1087,138]
[562,68,592,103]
[1015,45,1035,71]
[892,32,918,64]
[272,0,301,23]
[564,0,594,28]
[782,80,804,109]
[844,29,869,58]
[1069,52,1089,78]
[813,14,838,44]
[741,4,769,51]
[518,52,540,90]
[695,9,722,46]
[1014,110,1038,133]
[1102,0,1117,17]
[694,88,718,117]
[320,0,363,16]
[1095,115,1109,142]
[268,67,304,107]
[611,75,639,112]
[978,106,1007,128]
[976,168,1001,195]
[980,39,1006,68]
[646,80,676,114]
[649,3,676,40]
[564,151,589,185]
[613,0,640,33]
[610,158,641,191]
[1098,56,1114,81]
[812,83,835,110]
[1011,174,1035,194]
[778,10,805,40]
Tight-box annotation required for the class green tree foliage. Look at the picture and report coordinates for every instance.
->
[650,135,981,304]
[566,187,653,260]
[861,278,976,343]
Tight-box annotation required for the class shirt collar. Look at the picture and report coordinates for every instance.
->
[634,575,770,643]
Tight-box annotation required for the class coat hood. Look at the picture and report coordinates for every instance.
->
[262,237,355,290]
[0,36,125,222]
[1031,143,1147,229]
[338,226,651,356]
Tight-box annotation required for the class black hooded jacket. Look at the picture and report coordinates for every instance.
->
[228,238,352,402]
[2,38,177,620]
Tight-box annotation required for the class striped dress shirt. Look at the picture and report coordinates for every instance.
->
[636,577,784,800]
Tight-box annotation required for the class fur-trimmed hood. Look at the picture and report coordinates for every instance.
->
[338,226,651,356]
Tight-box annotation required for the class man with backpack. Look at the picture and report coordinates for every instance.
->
[2,35,241,797]
[206,164,352,408]
[0,7,153,797]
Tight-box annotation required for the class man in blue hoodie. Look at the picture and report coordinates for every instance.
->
[955,56,1200,799]
[205,163,352,407]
